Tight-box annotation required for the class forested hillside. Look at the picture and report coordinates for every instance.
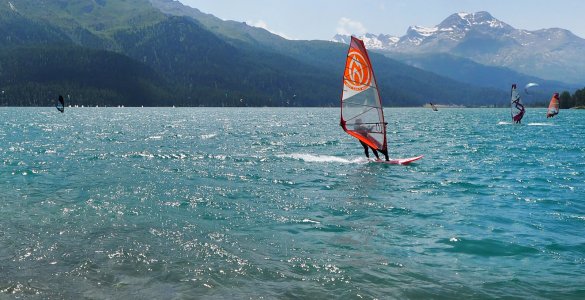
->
[0,0,509,107]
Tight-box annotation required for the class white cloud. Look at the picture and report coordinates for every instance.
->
[250,20,269,30]
[336,17,368,36]
[248,20,293,40]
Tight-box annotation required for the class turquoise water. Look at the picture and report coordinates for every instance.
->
[1,107,584,299]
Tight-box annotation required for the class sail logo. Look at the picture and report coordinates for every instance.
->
[344,49,371,91]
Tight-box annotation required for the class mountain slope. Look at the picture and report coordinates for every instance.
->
[149,0,507,106]
[0,45,172,106]
[0,1,173,106]
[3,0,165,45]
[2,1,508,106]
[0,7,72,46]
[113,16,338,106]
[333,11,585,85]
[388,52,576,102]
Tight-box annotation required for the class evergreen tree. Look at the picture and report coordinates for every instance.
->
[574,88,585,107]
[559,91,572,109]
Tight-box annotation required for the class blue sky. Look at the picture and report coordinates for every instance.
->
[178,0,585,40]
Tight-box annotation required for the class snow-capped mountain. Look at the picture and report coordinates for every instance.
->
[332,12,516,51]
[332,11,585,84]
[398,11,514,51]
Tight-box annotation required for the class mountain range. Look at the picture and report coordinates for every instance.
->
[333,11,585,87]
[0,1,575,107]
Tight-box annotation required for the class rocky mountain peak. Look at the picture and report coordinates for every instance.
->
[330,11,585,84]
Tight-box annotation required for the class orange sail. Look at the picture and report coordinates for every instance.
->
[340,37,387,151]
[546,93,560,118]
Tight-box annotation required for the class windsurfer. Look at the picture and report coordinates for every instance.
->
[340,37,421,164]
[510,84,525,124]
[512,101,525,123]
[56,95,65,113]
[430,102,438,111]
[511,97,524,123]
[547,93,560,118]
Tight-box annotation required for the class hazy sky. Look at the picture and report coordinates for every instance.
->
[178,0,585,40]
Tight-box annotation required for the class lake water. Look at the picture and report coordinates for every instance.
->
[1,107,584,299]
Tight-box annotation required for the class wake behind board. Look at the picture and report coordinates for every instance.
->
[372,155,423,165]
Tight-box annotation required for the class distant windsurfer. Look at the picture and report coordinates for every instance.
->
[511,84,524,123]
[512,101,525,123]
[547,93,559,118]
[56,95,65,113]
[430,102,438,111]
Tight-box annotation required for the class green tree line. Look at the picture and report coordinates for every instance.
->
[559,87,585,108]
[0,45,174,106]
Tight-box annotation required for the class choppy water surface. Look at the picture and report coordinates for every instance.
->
[1,107,584,299]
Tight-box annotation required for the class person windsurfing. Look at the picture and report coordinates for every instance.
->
[546,93,560,118]
[56,95,65,113]
[513,102,525,123]
[340,36,423,165]
[430,102,438,111]
[511,84,525,124]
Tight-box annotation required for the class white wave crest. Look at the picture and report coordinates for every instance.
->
[282,153,366,164]
[301,218,321,224]
[528,123,555,126]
